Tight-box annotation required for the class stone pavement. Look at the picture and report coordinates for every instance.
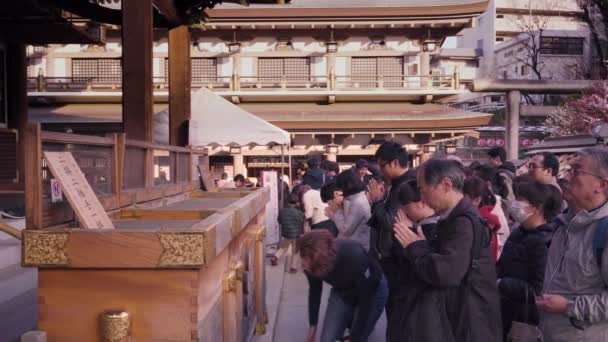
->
[273,271,387,342]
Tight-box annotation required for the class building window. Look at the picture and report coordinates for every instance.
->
[164,57,217,83]
[258,57,310,82]
[351,57,404,88]
[540,37,584,55]
[521,65,529,76]
[72,58,122,83]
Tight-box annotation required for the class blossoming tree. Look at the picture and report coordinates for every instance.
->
[546,81,608,135]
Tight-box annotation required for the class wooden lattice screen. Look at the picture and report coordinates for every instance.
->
[72,58,122,83]
[164,57,217,82]
[258,57,310,81]
[351,57,404,88]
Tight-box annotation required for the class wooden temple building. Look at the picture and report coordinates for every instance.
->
[26,0,493,181]
[0,1,284,341]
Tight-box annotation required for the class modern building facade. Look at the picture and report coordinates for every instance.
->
[27,0,493,179]
[458,0,590,77]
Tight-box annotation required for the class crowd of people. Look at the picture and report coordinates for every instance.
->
[277,143,608,342]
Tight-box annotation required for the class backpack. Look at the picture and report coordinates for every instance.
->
[593,216,608,268]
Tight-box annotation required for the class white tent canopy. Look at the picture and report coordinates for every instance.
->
[189,88,290,146]
[154,88,290,146]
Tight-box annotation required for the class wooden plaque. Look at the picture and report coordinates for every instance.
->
[198,164,216,192]
[43,152,114,229]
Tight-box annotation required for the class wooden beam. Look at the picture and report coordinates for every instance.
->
[152,0,182,26]
[113,133,125,201]
[122,0,154,142]
[119,208,216,220]
[168,25,191,146]
[24,123,42,229]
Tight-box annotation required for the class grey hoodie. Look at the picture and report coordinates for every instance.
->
[331,191,371,251]
[540,202,608,342]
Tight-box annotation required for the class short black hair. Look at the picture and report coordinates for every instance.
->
[320,182,338,203]
[474,164,497,183]
[487,147,507,163]
[335,169,366,197]
[355,159,369,170]
[234,174,245,183]
[536,152,560,177]
[326,161,340,173]
[288,193,299,205]
[320,160,330,171]
[374,141,409,168]
[397,180,421,205]
[514,180,562,221]
[307,156,321,169]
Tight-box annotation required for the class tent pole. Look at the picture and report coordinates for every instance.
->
[279,145,285,208]
[288,145,293,190]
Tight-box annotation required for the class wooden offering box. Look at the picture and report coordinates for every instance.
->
[22,189,269,342]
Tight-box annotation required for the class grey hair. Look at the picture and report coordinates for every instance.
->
[578,147,608,178]
[420,158,465,192]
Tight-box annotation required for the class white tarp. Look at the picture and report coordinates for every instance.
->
[154,88,290,146]
[188,88,290,146]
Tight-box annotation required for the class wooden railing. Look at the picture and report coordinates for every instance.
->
[24,123,207,229]
[335,74,457,90]
[28,73,461,92]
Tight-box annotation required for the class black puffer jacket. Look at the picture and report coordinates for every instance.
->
[496,224,553,338]
[368,171,413,261]
[367,170,413,315]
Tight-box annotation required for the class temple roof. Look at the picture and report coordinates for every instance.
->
[215,0,487,10]
[208,0,489,20]
[28,102,492,131]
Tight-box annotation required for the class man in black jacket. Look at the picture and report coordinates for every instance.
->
[366,141,413,319]
[393,158,502,342]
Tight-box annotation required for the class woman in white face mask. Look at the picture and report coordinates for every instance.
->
[496,179,562,341]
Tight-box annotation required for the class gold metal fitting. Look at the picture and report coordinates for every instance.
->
[101,311,130,341]
[223,271,238,293]
[231,261,244,281]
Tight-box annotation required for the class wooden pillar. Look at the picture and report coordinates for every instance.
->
[233,154,245,176]
[24,123,42,229]
[506,90,521,160]
[232,51,241,91]
[325,152,337,162]
[169,25,191,147]
[420,51,430,87]
[253,225,267,335]
[122,0,154,142]
[6,43,27,188]
[326,51,336,90]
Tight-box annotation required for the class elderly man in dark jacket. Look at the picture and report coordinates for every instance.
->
[393,158,502,342]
